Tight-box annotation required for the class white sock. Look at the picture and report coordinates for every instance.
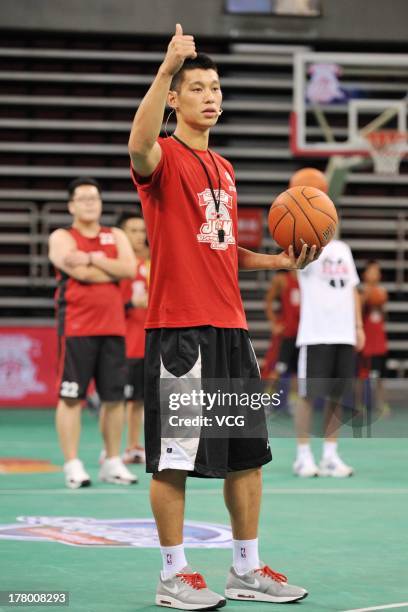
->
[160,544,187,580]
[233,538,260,575]
[296,443,313,461]
[323,441,338,460]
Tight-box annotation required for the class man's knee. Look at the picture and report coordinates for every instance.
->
[226,466,262,481]
[58,398,81,409]
[102,400,124,409]
[152,469,187,484]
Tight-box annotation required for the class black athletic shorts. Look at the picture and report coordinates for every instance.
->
[144,326,272,478]
[58,335,126,402]
[275,336,299,375]
[298,344,356,401]
[359,354,387,378]
[125,358,144,401]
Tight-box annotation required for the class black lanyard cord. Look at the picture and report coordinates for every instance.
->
[172,135,225,243]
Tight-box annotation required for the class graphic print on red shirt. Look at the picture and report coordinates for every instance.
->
[55,226,125,337]
[130,136,247,330]
[120,258,149,358]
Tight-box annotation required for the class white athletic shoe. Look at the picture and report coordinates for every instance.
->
[63,459,91,489]
[100,448,146,466]
[319,454,354,477]
[293,455,319,478]
[99,456,138,485]
[122,446,146,464]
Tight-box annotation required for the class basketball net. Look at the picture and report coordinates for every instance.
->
[364,130,407,175]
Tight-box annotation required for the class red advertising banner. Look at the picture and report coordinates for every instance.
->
[237,208,264,249]
[0,327,58,408]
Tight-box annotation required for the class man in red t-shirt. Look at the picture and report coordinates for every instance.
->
[128,25,319,608]
[48,177,138,489]
[118,210,149,463]
[265,271,300,379]
[264,271,300,413]
[358,260,389,413]
[89,211,149,464]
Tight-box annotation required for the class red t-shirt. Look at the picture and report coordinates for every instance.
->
[55,226,126,337]
[131,136,247,329]
[362,304,388,356]
[120,259,149,358]
[280,273,300,338]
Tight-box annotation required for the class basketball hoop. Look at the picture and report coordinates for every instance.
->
[364,130,407,175]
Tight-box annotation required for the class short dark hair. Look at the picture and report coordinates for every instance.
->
[68,177,101,200]
[116,209,144,228]
[365,259,379,269]
[170,53,218,91]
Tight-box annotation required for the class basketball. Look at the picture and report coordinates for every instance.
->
[268,186,338,255]
[366,285,388,306]
[290,167,329,194]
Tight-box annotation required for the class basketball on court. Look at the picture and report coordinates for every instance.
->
[289,167,329,193]
[366,285,388,306]
[268,186,338,255]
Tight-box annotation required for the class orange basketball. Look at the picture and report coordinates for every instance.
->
[366,285,388,307]
[268,186,338,255]
[290,167,328,194]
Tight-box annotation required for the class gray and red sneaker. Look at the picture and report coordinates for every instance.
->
[156,565,226,610]
[225,563,308,603]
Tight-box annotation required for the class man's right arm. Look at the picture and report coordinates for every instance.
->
[48,229,113,283]
[128,23,196,177]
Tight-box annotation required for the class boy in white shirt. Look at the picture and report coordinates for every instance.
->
[294,238,365,477]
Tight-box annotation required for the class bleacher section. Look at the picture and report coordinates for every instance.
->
[0,33,407,373]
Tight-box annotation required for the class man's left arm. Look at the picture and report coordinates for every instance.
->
[91,228,137,279]
[238,244,320,271]
[354,287,365,351]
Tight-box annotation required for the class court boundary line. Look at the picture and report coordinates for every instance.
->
[189,488,408,495]
[341,602,408,612]
[0,489,132,494]
[256,487,408,494]
[2,487,408,495]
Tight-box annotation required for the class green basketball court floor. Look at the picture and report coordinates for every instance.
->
[1,409,407,612]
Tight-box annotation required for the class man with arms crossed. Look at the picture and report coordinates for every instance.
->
[129,25,318,609]
[49,178,138,488]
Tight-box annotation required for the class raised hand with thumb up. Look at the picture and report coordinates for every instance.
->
[161,23,197,77]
